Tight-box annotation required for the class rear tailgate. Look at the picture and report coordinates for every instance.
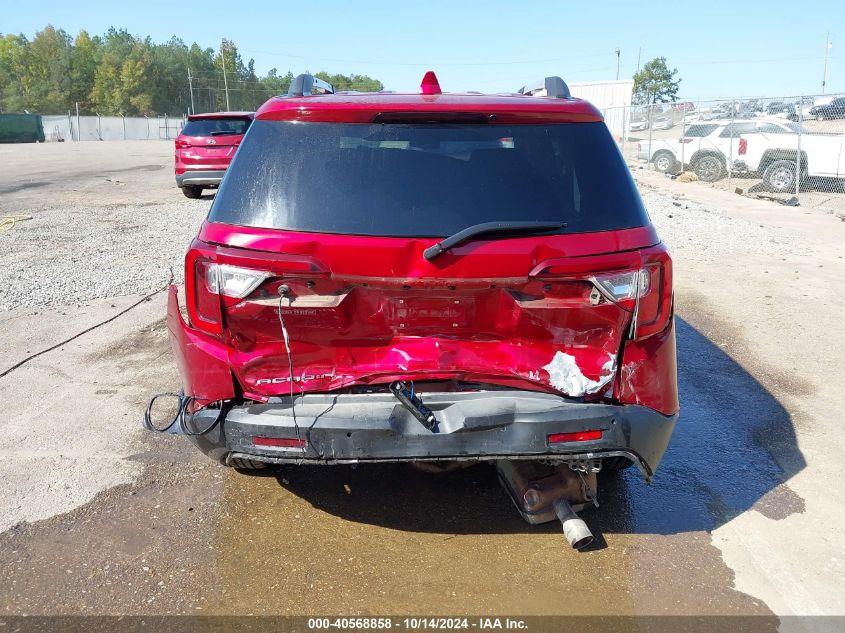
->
[191,223,670,402]
[178,116,251,169]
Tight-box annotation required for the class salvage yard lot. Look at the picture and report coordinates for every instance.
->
[1,140,844,617]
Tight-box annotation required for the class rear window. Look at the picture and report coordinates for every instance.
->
[181,117,251,137]
[684,124,718,137]
[209,120,649,237]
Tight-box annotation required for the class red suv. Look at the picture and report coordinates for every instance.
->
[174,112,254,198]
[153,73,678,534]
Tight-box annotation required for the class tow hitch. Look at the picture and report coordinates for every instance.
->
[389,381,438,431]
[496,459,599,550]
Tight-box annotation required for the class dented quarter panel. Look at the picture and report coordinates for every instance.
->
[166,286,235,403]
[616,316,679,416]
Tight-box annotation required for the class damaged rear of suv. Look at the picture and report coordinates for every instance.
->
[150,73,678,546]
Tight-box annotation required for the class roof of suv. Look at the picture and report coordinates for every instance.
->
[187,111,255,120]
[256,74,603,124]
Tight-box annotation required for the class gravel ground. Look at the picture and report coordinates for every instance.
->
[0,200,209,310]
[640,187,811,261]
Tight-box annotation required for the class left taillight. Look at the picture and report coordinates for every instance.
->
[738,137,747,155]
[175,137,191,150]
[184,246,270,337]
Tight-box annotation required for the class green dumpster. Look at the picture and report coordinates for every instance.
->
[0,113,46,143]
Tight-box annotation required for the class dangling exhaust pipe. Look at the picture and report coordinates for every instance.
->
[553,498,594,550]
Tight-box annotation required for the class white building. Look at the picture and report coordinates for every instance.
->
[568,80,634,140]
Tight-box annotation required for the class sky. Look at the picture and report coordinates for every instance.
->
[2,0,843,100]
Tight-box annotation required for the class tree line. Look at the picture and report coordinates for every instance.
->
[0,25,384,115]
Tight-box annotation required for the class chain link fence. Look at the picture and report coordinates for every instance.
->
[608,94,845,215]
[41,114,186,141]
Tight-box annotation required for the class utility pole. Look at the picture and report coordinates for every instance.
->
[636,47,642,74]
[187,68,195,115]
[221,38,231,111]
[822,32,832,94]
[615,48,621,80]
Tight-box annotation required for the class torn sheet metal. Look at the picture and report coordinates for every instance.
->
[542,351,617,397]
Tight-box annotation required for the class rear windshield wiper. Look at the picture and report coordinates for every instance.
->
[423,221,567,261]
[210,130,239,136]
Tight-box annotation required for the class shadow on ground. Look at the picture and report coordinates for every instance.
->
[268,317,805,537]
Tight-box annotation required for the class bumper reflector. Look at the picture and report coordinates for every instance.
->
[547,429,603,444]
[252,436,307,448]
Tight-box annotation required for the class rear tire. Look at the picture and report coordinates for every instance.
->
[763,160,799,193]
[693,155,724,182]
[181,185,203,199]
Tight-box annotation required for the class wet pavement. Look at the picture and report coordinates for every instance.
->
[0,294,800,620]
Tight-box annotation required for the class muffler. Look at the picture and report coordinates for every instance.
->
[496,459,597,550]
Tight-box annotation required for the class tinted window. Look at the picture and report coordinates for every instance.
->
[684,124,718,137]
[181,117,251,137]
[756,123,792,134]
[719,123,757,138]
[209,121,649,237]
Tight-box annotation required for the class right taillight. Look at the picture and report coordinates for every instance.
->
[530,245,673,341]
[590,249,672,340]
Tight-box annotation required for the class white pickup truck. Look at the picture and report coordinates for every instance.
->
[638,118,845,192]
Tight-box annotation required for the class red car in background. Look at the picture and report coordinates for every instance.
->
[174,112,254,198]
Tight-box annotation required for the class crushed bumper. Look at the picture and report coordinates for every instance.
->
[184,391,677,480]
[176,170,226,187]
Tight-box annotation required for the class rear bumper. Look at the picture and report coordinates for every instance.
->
[176,170,226,187]
[184,392,677,480]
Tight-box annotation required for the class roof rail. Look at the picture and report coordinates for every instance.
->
[287,73,335,97]
[517,76,571,99]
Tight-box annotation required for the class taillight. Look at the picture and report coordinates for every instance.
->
[175,137,191,150]
[592,269,650,304]
[679,138,694,144]
[738,137,747,155]
[184,240,323,337]
[186,256,223,336]
[589,250,673,340]
[186,257,271,336]
[205,264,271,298]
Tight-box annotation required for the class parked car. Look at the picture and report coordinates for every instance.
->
[651,104,676,130]
[638,118,845,191]
[809,96,845,120]
[174,112,254,198]
[766,101,795,116]
[628,104,677,131]
[637,120,743,178]
[629,107,650,131]
[148,73,679,543]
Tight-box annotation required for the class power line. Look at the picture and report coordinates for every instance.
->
[236,48,613,67]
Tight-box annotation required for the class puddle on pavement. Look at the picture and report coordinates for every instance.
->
[213,462,773,617]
